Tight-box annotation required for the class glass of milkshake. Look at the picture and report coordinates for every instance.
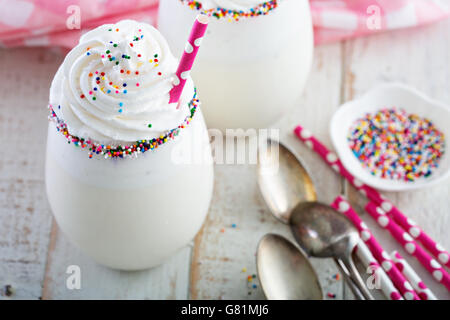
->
[45,20,214,270]
[158,0,314,131]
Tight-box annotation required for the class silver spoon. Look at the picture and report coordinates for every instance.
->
[257,138,316,224]
[257,233,323,300]
[290,202,374,300]
[257,139,374,300]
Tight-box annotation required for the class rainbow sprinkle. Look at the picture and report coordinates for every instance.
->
[48,90,199,159]
[348,108,445,182]
[84,27,162,111]
[179,0,279,21]
[244,272,259,296]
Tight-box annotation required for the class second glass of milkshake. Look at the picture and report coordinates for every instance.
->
[158,0,314,131]
[46,20,213,270]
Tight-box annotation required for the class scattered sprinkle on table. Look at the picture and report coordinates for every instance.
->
[244,271,259,295]
[3,285,14,297]
[348,108,445,182]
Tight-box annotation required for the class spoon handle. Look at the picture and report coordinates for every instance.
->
[334,258,366,300]
[338,256,375,300]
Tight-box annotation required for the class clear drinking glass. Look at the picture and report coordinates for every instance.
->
[46,110,213,270]
[158,0,314,131]
[45,21,213,270]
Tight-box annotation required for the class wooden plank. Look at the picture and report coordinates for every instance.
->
[190,43,348,300]
[0,48,60,299]
[343,19,450,299]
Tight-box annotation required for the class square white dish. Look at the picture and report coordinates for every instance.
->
[330,83,450,191]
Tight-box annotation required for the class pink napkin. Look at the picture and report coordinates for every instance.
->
[311,0,450,44]
[0,0,448,49]
[0,0,159,49]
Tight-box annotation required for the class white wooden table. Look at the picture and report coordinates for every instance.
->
[0,18,449,300]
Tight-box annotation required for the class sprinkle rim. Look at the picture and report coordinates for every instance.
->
[48,89,199,159]
[178,0,279,21]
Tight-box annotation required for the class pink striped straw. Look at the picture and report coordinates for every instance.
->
[169,14,209,104]
[391,251,438,300]
[365,202,450,291]
[331,196,419,300]
[293,125,450,268]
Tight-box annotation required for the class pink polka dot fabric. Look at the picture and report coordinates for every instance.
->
[0,0,448,49]
[0,0,159,49]
[310,0,450,45]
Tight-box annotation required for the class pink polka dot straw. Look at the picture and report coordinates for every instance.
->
[331,196,418,300]
[169,14,209,104]
[390,251,437,300]
[365,202,450,292]
[293,125,450,269]
[354,240,403,300]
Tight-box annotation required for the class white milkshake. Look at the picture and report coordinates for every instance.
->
[158,0,314,131]
[45,20,213,270]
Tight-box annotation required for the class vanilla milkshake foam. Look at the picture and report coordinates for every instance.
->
[158,0,314,131]
[45,20,213,270]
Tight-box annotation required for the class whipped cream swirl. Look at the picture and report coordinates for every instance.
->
[50,20,194,143]
[199,0,265,10]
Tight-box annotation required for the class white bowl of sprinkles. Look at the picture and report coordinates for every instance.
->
[330,83,450,192]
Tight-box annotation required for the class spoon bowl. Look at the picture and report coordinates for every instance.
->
[290,202,360,259]
[290,201,374,300]
[256,233,323,300]
[257,139,316,223]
